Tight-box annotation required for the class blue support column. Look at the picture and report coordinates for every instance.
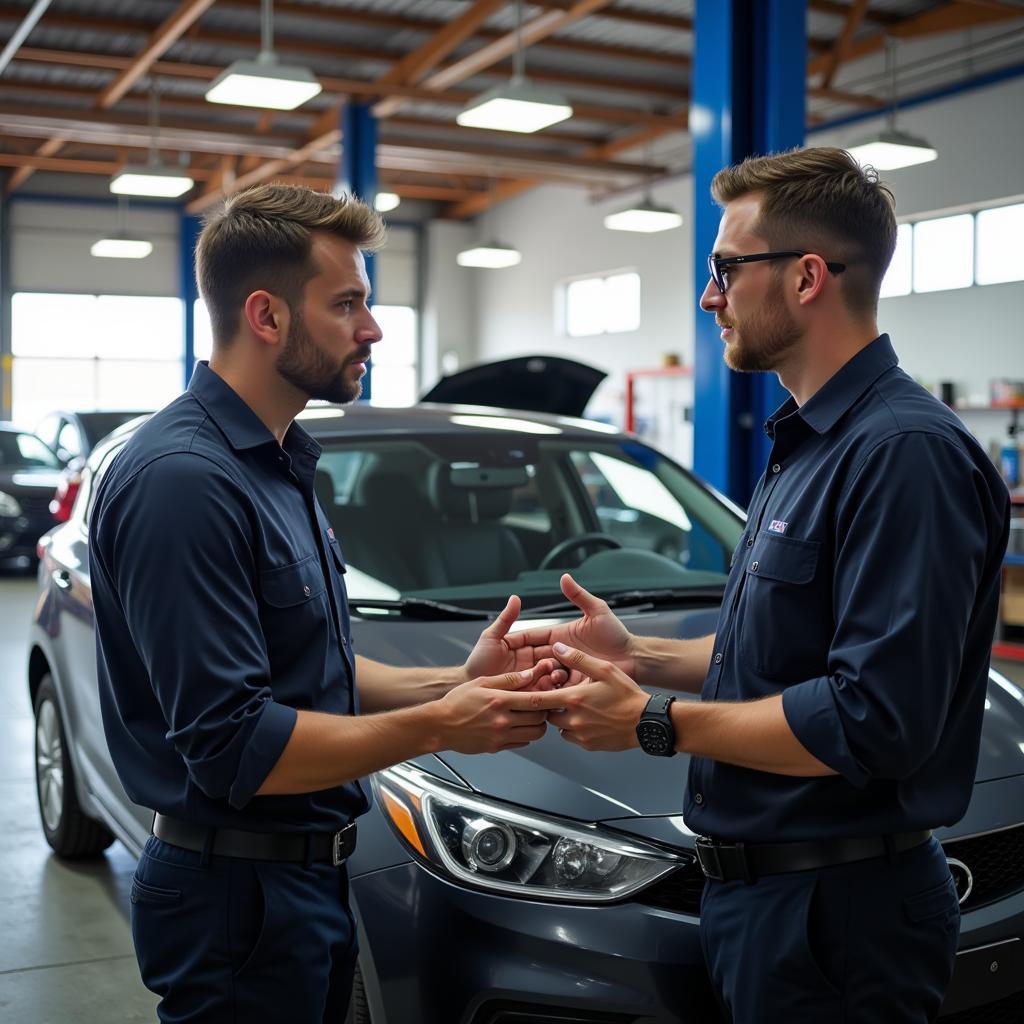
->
[691,0,806,505]
[180,212,202,389]
[337,102,378,401]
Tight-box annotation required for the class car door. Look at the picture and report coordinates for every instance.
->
[51,441,152,843]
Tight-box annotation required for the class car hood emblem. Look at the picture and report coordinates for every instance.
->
[947,857,973,905]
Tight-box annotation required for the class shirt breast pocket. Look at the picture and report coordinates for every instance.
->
[259,555,328,672]
[736,534,830,680]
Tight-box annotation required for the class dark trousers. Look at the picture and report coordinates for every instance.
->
[699,836,959,1023]
[129,835,357,1024]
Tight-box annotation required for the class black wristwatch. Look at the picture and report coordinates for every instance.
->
[636,693,677,757]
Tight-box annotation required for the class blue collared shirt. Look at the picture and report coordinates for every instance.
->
[90,362,368,832]
[686,336,1010,841]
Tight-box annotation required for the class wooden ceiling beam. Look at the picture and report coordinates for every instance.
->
[819,0,872,89]
[806,1,1024,77]
[97,0,217,109]
[372,0,509,120]
[416,0,617,94]
[0,150,214,178]
[807,0,901,25]
[4,135,64,193]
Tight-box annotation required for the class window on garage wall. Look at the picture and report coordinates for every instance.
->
[11,293,184,428]
[194,299,419,406]
[560,270,641,338]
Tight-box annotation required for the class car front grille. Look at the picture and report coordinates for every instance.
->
[633,859,706,915]
[632,823,1024,919]
[942,824,1024,912]
[940,990,1024,1022]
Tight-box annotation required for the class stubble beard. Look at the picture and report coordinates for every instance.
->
[722,282,802,374]
[276,310,366,405]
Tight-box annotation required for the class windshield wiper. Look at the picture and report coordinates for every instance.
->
[349,597,490,621]
[526,586,725,616]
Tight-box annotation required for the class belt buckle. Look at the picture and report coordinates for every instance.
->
[331,822,356,867]
[695,838,724,881]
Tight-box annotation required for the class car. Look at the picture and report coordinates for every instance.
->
[33,410,151,523]
[0,423,65,566]
[27,401,1024,1023]
[34,409,152,467]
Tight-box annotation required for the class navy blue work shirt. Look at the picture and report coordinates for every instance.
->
[90,361,369,832]
[686,335,1010,842]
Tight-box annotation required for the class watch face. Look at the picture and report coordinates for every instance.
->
[637,720,672,755]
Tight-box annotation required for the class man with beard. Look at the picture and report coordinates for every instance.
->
[89,184,559,1023]
[520,148,1010,1021]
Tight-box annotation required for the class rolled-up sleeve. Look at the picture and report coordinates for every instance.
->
[97,453,296,808]
[783,432,990,786]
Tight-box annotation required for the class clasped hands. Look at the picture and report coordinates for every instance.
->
[443,573,650,754]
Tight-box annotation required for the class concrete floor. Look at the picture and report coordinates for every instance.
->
[1,569,1023,1024]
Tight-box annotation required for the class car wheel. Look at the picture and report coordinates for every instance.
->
[34,674,114,858]
[344,960,372,1024]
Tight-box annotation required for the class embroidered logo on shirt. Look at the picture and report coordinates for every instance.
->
[768,520,789,534]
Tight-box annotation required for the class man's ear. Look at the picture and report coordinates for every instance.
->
[795,254,829,306]
[242,290,288,347]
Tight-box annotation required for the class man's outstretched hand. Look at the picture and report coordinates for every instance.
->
[509,575,637,688]
[463,595,569,690]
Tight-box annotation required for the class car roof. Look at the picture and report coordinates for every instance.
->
[296,401,625,442]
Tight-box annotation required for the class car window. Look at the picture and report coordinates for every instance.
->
[0,431,62,469]
[81,441,126,527]
[314,434,744,609]
[57,421,82,459]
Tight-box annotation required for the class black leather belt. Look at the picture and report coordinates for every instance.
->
[695,829,932,883]
[153,813,357,866]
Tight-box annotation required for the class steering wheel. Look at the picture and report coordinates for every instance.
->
[538,532,622,570]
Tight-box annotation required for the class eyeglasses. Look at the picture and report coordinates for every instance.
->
[707,250,847,294]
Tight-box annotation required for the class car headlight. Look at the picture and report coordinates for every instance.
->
[373,763,683,903]
[0,491,22,518]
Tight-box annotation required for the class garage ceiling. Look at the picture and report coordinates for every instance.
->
[1,0,1023,218]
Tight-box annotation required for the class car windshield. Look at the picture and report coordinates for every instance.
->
[0,431,61,470]
[315,434,744,611]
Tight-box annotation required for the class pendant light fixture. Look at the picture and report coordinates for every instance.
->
[456,178,522,268]
[457,0,572,133]
[92,198,153,259]
[604,193,683,233]
[110,79,195,198]
[206,0,322,110]
[846,37,938,171]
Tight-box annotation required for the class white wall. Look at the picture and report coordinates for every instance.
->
[426,75,1024,452]
[814,76,1024,453]
[427,177,694,425]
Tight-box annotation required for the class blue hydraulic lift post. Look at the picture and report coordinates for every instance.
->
[691,0,806,506]
[180,212,202,389]
[338,101,378,401]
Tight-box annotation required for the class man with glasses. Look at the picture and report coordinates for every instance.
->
[523,147,1010,1021]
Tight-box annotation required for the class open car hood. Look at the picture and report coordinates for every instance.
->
[420,356,607,418]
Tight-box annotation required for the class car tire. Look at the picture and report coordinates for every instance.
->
[344,960,372,1024]
[34,674,114,858]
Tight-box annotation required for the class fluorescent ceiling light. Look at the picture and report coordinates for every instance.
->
[205,57,322,110]
[845,129,938,170]
[457,78,572,133]
[90,237,153,259]
[456,243,522,269]
[604,200,683,233]
[374,191,401,213]
[110,165,195,198]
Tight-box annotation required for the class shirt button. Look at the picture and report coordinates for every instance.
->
[751,561,759,572]
[694,793,704,805]
[714,652,723,664]
[772,463,782,473]
[746,538,754,547]
[303,585,311,597]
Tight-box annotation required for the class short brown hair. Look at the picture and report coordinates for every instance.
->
[711,147,897,316]
[195,183,386,346]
